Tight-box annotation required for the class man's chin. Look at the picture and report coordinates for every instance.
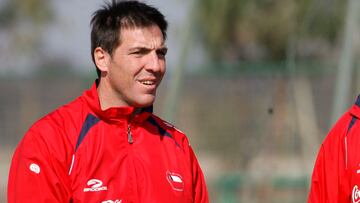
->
[132,95,156,108]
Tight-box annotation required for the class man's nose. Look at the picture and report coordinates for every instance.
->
[145,51,162,72]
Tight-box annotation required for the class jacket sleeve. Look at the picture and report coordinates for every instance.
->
[8,127,72,203]
[308,145,329,203]
[307,120,350,203]
[189,146,209,203]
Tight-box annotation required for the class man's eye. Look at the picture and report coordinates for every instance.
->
[157,49,167,58]
[131,49,151,56]
[158,51,166,56]
[131,51,141,55]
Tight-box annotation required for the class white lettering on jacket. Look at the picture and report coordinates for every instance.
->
[101,200,122,203]
[83,179,107,192]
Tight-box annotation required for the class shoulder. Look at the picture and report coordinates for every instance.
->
[322,110,354,147]
[150,115,184,132]
[34,95,84,130]
[22,95,87,151]
[147,114,190,147]
[147,114,185,135]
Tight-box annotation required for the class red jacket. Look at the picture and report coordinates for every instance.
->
[308,96,360,203]
[8,82,209,203]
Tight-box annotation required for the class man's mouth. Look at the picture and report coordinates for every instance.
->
[140,80,156,85]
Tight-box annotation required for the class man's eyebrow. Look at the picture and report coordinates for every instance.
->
[129,45,167,52]
[157,46,168,52]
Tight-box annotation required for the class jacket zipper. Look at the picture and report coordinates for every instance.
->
[127,108,141,144]
[127,124,133,144]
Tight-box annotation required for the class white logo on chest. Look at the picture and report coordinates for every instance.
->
[166,171,184,191]
[83,179,108,192]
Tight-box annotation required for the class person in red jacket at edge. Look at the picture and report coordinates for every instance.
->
[308,96,360,203]
[7,1,209,202]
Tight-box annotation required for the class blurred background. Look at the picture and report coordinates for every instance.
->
[0,0,359,202]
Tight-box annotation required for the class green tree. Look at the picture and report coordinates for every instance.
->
[195,0,345,62]
[0,0,54,73]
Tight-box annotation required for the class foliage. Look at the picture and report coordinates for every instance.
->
[195,0,346,62]
[0,0,54,73]
[0,0,53,27]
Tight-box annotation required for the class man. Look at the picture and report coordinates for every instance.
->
[8,1,209,202]
[308,96,360,202]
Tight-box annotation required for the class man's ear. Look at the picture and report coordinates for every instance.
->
[94,47,110,72]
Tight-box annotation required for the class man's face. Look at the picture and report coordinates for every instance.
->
[102,25,167,108]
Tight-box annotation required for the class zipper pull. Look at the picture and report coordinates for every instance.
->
[127,124,133,144]
[127,108,140,144]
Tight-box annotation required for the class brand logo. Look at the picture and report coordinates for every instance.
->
[353,185,360,203]
[101,200,122,203]
[29,163,41,174]
[166,171,184,191]
[83,179,107,192]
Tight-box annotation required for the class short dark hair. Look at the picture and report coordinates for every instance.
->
[90,0,168,78]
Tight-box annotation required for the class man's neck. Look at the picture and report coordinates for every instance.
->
[97,80,128,110]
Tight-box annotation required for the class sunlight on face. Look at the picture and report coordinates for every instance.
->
[101,25,167,108]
